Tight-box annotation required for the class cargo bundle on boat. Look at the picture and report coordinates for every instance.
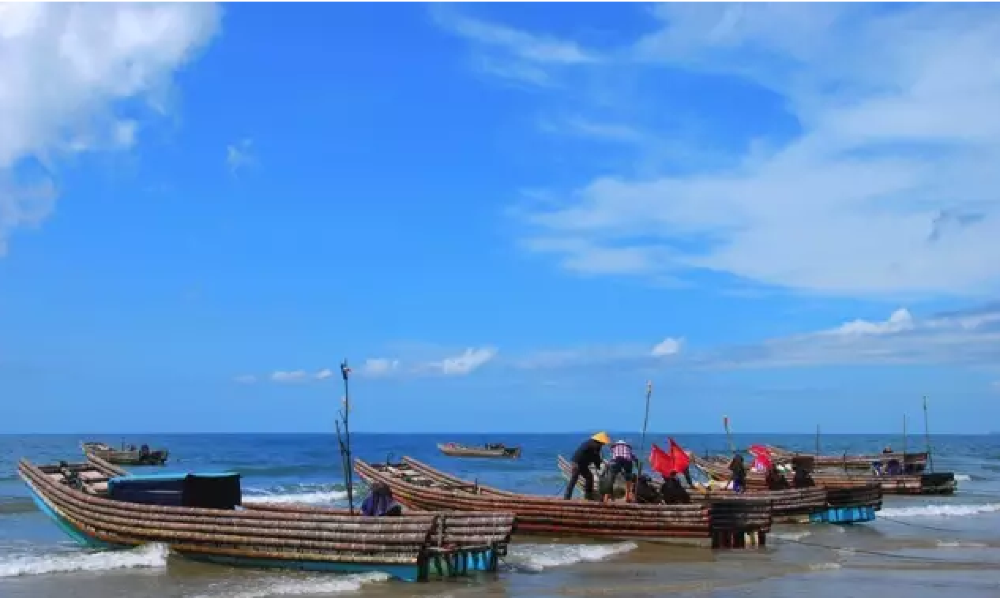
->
[555,455,881,524]
[765,445,928,474]
[437,443,521,459]
[356,456,772,549]
[81,441,169,466]
[18,452,515,582]
[692,454,955,496]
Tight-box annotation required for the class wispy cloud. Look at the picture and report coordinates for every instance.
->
[233,374,257,385]
[226,138,255,176]
[430,5,601,87]
[442,4,1000,299]
[424,347,498,376]
[0,3,220,257]
[361,358,400,378]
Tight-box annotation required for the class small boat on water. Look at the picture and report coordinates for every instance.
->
[555,455,882,524]
[356,456,772,549]
[691,454,956,496]
[19,452,515,582]
[765,445,928,473]
[437,442,521,459]
[81,441,169,466]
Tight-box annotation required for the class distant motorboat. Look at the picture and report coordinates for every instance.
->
[437,442,521,459]
[81,441,169,466]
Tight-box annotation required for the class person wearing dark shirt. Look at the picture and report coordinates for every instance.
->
[660,473,692,504]
[634,474,662,504]
[792,464,815,488]
[563,432,610,500]
[728,454,747,493]
[360,481,403,517]
[765,464,790,490]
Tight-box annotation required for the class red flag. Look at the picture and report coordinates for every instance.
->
[650,439,691,477]
[667,437,690,473]
[748,445,771,472]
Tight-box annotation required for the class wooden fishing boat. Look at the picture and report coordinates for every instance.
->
[437,443,521,459]
[556,455,881,524]
[765,445,928,473]
[691,454,955,496]
[18,452,515,582]
[356,456,772,549]
[81,441,169,466]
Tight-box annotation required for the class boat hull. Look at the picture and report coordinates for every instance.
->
[437,444,521,459]
[19,458,514,582]
[356,457,773,549]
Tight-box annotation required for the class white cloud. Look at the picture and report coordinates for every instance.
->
[0,3,220,256]
[314,368,334,381]
[233,374,256,384]
[427,347,498,376]
[430,5,599,87]
[698,304,1000,370]
[270,370,308,383]
[360,358,400,377]
[651,337,683,357]
[226,138,255,175]
[487,4,1000,298]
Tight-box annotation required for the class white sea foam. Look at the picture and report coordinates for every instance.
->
[880,503,1000,518]
[936,540,988,548]
[954,474,972,482]
[506,542,638,572]
[0,543,168,578]
[243,490,348,505]
[808,562,842,571]
[772,531,812,541]
[187,572,389,598]
[243,485,348,506]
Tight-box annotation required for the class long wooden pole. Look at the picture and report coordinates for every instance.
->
[923,395,934,473]
[637,380,653,475]
[902,413,908,457]
[723,415,734,453]
[335,360,356,514]
[815,424,821,456]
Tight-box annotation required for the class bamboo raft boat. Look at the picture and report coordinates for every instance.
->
[356,456,772,549]
[437,443,521,459]
[765,445,928,473]
[18,452,515,582]
[691,454,956,496]
[556,455,881,524]
[82,441,169,466]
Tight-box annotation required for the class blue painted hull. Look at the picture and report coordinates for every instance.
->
[809,505,877,524]
[23,477,500,582]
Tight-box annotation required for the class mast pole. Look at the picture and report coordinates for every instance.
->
[637,380,653,475]
[335,360,356,514]
[923,395,934,473]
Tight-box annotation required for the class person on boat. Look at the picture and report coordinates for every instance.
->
[607,439,639,501]
[633,474,662,504]
[659,471,692,504]
[791,463,816,488]
[765,463,790,490]
[361,481,403,517]
[728,454,747,493]
[563,431,610,500]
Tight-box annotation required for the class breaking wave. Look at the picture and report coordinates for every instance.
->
[504,542,638,572]
[0,543,168,578]
[187,572,389,598]
[880,503,1000,518]
[242,483,349,506]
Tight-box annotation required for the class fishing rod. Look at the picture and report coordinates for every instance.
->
[637,380,653,475]
[335,359,356,514]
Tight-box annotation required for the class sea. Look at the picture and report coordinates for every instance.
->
[2,433,999,598]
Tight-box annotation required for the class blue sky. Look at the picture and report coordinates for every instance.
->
[2,3,1000,434]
